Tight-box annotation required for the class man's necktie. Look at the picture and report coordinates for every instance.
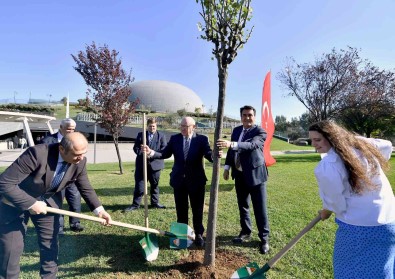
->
[184,137,190,160]
[50,161,69,191]
[148,133,153,144]
[235,129,248,169]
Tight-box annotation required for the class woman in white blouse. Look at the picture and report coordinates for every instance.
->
[309,120,395,279]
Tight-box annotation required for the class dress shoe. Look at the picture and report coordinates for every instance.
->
[232,233,251,244]
[124,205,139,212]
[58,227,65,236]
[70,223,84,232]
[151,203,166,209]
[259,241,270,254]
[194,234,205,247]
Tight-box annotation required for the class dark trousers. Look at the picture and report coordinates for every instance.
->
[173,179,205,235]
[59,184,81,229]
[132,164,161,206]
[0,212,60,279]
[234,170,270,242]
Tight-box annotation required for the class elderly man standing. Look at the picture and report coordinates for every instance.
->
[41,118,83,233]
[217,105,270,254]
[143,117,213,247]
[0,132,112,279]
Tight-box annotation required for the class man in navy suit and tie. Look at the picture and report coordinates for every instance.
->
[0,132,112,279]
[41,118,83,234]
[217,105,270,254]
[124,118,167,211]
[143,116,213,247]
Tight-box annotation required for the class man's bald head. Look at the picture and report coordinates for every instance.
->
[59,132,88,164]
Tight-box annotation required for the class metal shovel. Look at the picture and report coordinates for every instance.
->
[231,214,321,279]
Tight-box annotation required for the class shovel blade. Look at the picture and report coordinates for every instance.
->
[230,262,266,279]
[169,222,195,249]
[139,233,159,262]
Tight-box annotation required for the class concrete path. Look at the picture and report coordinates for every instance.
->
[0,143,318,168]
[0,143,138,167]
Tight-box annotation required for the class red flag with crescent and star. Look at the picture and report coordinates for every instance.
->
[261,71,276,166]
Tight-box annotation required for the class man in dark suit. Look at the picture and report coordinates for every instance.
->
[124,118,167,211]
[143,116,213,247]
[217,105,270,254]
[41,118,83,233]
[0,132,112,279]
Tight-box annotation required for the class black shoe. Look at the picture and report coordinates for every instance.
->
[194,234,205,247]
[259,241,270,254]
[151,203,166,209]
[124,205,139,212]
[232,233,251,244]
[58,227,65,236]
[70,223,84,232]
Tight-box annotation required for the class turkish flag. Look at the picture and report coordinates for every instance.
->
[261,71,276,166]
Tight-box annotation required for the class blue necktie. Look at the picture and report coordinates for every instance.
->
[50,161,69,191]
[184,137,190,160]
[235,129,248,169]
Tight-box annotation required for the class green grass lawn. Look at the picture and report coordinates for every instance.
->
[1,153,394,278]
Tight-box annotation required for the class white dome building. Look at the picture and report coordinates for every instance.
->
[129,80,203,113]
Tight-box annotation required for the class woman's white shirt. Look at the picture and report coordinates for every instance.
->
[314,139,395,226]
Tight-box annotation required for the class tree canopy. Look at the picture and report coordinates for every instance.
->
[277,46,395,137]
[72,42,138,173]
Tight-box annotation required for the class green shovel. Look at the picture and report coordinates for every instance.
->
[44,207,196,249]
[231,214,321,279]
[139,113,159,261]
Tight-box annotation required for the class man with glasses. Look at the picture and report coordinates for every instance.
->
[143,116,213,247]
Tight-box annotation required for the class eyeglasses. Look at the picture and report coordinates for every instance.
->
[180,124,193,128]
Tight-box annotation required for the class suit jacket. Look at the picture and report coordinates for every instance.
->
[152,133,213,189]
[0,143,101,225]
[41,132,60,144]
[133,131,167,172]
[225,125,268,186]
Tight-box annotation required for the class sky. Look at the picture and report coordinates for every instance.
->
[1,0,394,120]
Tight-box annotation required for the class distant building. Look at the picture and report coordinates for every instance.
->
[129,80,203,113]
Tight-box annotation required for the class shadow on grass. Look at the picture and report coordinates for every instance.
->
[274,154,321,164]
[95,183,235,197]
[22,228,188,277]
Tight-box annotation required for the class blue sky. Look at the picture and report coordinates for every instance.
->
[1,0,394,120]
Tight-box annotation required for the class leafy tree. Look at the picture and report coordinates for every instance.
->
[274,115,288,133]
[336,63,395,137]
[277,47,361,122]
[298,112,312,132]
[71,42,138,174]
[60,97,68,106]
[196,0,253,268]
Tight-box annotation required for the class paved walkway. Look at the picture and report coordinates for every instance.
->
[0,143,318,167]
[0,143,139,167]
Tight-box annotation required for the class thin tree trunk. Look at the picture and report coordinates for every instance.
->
[114,136,123,174]
[204,68,228,267]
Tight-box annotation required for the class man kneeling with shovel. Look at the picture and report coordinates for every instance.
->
[0,132,112,279]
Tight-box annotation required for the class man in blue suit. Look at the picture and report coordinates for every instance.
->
[217,105,270,254]
[41,118,83,233]
[124,118,167,211]
[143,116,213,247]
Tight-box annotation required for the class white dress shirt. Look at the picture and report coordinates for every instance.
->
[315,138,395,226]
